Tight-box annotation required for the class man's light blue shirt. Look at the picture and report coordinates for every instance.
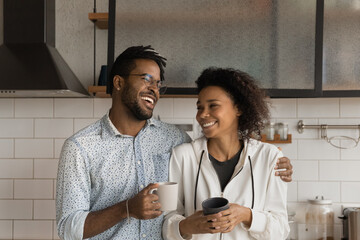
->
[56,113,191,240]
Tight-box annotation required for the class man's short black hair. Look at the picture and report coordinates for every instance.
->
[107,45,167,94]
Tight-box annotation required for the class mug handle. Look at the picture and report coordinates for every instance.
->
[149,188,160,205]
[149,188,158,195]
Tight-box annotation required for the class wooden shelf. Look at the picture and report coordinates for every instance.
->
[88,86,108,97]
[261,134,292,144]
[88,86,197,98]
[88,12,108,29]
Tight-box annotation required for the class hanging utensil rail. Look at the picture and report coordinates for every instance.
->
[297,120,360,149]
[297,120,360,133]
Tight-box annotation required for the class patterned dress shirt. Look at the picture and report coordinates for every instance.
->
[56,113,191,240]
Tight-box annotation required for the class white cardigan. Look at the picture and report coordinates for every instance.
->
[163,137,289,240]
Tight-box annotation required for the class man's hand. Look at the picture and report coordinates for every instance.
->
[275,157,293,182]
[128,183,162,220]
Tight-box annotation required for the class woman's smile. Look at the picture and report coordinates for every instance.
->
[202,121,217,128]
[196,86,240,139]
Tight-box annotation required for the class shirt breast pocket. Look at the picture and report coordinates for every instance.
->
[150,152,171,183]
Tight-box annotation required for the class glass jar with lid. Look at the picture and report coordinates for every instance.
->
[305,196,334,240]
[275,122,288,140]
[263,122,275,140]
[287,211,298,240]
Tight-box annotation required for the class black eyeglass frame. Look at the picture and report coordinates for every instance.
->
[124,73,167,94]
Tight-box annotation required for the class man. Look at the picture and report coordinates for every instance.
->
[56,45,293,239]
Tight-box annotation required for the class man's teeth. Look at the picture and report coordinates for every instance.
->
[203,121,216,127]
[141,97,154,104]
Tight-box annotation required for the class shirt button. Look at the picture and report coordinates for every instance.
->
[142,234,146,238]
[137,161,141,165]
[140,185,144,189]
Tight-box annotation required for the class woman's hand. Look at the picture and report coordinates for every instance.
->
[215,203,252,233]
[275,156,293,182]
[179,211,228,237]
[179,204,252,236]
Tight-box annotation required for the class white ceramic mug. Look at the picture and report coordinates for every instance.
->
[150,182,178,211]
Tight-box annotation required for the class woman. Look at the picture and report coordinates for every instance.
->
[163,68,289,239]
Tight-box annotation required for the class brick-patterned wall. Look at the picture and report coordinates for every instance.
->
[0,97,360,239]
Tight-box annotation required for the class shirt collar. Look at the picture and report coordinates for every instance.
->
[101,110,160,138]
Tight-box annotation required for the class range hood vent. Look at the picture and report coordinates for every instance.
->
[0,0,89,97]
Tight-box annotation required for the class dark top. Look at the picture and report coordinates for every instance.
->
[209,148,242,192]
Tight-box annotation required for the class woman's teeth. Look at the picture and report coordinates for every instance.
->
[203,121,216,127]
[141,97,154,104]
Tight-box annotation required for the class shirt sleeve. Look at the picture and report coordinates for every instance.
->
[56,139,91,240]
[163,148,189,240]
[246,150,290,239]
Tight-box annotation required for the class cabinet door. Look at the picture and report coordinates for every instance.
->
[323,0,360,91]
[113,0,316,92]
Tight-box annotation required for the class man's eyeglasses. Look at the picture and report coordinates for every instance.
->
[127,73,167,94]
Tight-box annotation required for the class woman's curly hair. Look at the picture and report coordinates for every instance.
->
[196,67,270,141]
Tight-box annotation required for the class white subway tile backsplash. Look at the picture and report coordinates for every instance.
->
[34,159,59,179]
[35,119,73,138]
[298,139,340,160]
[341,182,360,202]
[320,161,360,181]
[0,96,359,240]
[53,180,57,199]
[298,98,339,118]
[0,119,33,138]
[292,161,319,181]
[14,220,53,240]
[0,159,33,179]
[54,98,93,118]
[340,98,360,117]
[34,200,56,219]
[0,220,12,239]
[269,99,297,118]
[0,180,13,199]
[153,98,174,118]
[15,139,53,158]
[74,118,97,133]
[14,180,53,199]
[287,181,298,202]
[298,182,340,202]
[276,140,298,160]
[15,99,53,118]
[0,200,32,219]
[0,139,14,158]
[341,142,360,160]
[55,139,66,158]
[94,98,111,118]
[0,99,14,118]
[173,98,197,118]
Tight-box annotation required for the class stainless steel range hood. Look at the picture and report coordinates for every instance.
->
[0,0,89,97]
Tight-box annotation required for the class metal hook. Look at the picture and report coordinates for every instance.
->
[320,125,328,140]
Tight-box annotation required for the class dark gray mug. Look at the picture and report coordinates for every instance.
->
[202,197,229,215]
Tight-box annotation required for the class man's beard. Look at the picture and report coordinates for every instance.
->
[122,85,153,120]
